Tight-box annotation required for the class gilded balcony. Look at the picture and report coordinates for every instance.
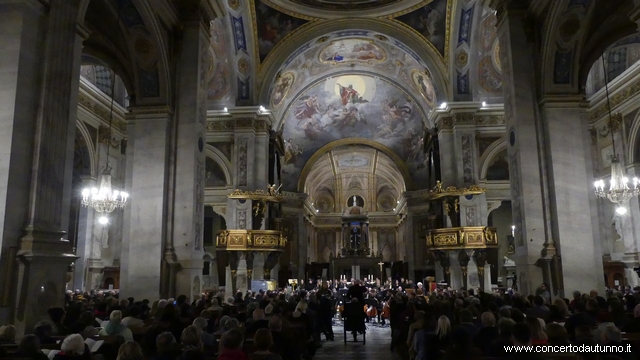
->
[216,230,288,251]
[426,226,498,250]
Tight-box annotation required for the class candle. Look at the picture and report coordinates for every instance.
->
[511,225,515,237]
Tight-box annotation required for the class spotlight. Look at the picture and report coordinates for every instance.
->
[259,106,266,112]
[98,216,109,225]
[482,102,487,107]
[616,206,628,215]
[223,107,228,112]
[440,102,447,109]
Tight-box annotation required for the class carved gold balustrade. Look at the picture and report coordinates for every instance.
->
[216,230,288,252]
[426,226,498,250]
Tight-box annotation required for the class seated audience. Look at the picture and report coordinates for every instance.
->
[192,317,214,347]
[122,307,145,328]
[48,308,69,336]
[34,321,56,345]
[508,323,542,360]
[526,316,547,345]
[0,325,16,345]
[218,329,248,360]
[181,325,203,352]
[13,334,48,360]
[250,328,282,360]
[116,341,144,360]
[153,332,181,360]
[100,310,134,341]
[53,334,90,360]
[473,311,498,353]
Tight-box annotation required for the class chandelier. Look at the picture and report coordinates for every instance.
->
[593,54,639,214]
[81,69,129,224]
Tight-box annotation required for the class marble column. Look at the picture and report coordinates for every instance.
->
[297,214,308,281]
[5,0,84,335]
[171,14,211,301]
[540,100,604,294]
[120,107,171,301]
[497,4,546,295]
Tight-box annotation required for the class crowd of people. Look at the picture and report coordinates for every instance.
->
[0,277,639,360]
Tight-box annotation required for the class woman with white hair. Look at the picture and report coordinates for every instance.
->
[53,334,88,360]
[192,317,215,347]
[99,310,133,341]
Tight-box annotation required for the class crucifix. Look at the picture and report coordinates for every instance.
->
[378,261,384,280]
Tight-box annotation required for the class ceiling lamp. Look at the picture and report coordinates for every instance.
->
[594,54,639,211]
[81,69,129,221]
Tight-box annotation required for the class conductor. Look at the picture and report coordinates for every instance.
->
[347,279,367,303]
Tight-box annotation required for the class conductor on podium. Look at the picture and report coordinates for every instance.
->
[347,279,367,303]
[342,297,366,343]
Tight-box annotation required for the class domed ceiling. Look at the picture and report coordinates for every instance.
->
[270,31,438,192]
[289,0,402,11]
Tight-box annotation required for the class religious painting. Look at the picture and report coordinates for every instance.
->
[396,0,448,57]
[281,74,428,191]
[337,154,370,167]
[255,1,308,62]
[270,71,295,108]
[411,69,437,107]
[319,38,386,64]
[289,0,401,10]
[205,157,227,187]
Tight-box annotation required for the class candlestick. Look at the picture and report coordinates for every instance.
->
[511,225,515,237]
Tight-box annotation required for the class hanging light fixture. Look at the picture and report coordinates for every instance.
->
[594,54,639,213]
[81,69,129,223]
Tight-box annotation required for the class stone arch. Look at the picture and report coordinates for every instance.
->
[627,110,640,164]
[81,0,172,106]
[298,138,413,193]
[479,139,508,180]
[75,121,97,179]
[205,145,232,186]
[257,18,449,106]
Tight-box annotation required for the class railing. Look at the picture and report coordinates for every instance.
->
[216,230,287,251]
[426,226,498,250]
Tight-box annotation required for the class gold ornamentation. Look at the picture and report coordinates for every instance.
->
[434,233,457,246]
[237,57,250,76]
[228,187,283,202]
[455,49,469,68]
[216,230,287,251]
[228,0,240,10]
[427,181,485,200]
[426,227,498,250]
[231,270,237,278]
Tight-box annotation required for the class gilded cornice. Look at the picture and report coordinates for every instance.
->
[588,77,640,122]
[206,118,271,132]
[437,113,506,130]
[77,89,127,132]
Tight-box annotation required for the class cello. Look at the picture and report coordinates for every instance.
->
[381,301,390,320]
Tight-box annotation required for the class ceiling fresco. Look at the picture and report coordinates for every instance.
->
[289,0,402,10]
[254,1,309,62]
[267,31,438,126]
[281,73,428,191]
[395,0,448,57]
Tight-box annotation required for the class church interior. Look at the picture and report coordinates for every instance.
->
[3,0,640,349]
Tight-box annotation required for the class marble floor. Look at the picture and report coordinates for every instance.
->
[313,322,401,360]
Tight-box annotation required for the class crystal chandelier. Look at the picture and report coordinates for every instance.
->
[593,54,639,214]
[81,69,129,224]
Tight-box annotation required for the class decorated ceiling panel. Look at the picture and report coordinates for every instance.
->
[304,145,405,213]
[267,30,438,124]
[289,0,402,11]
[395,0,448,57]
[254,1,309,62]
[282,73,427,191]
